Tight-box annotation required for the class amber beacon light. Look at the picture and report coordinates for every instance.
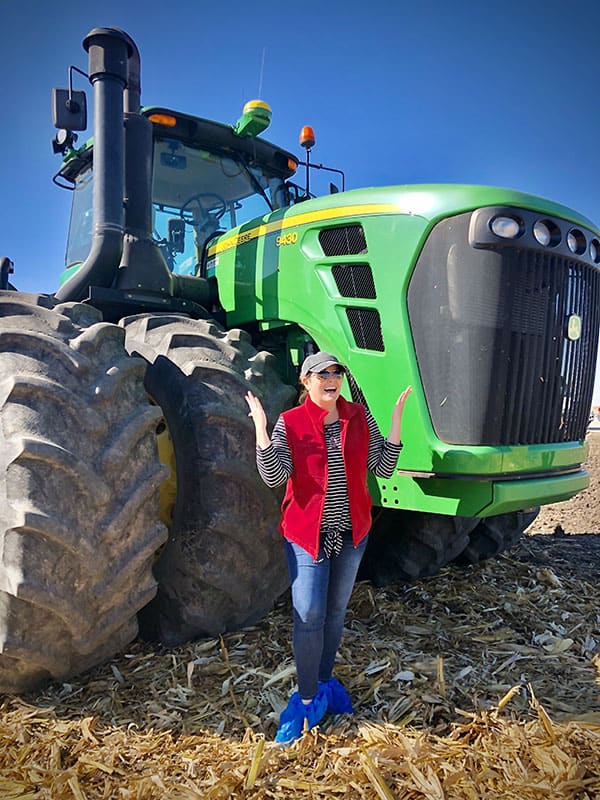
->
[299,125,316,150]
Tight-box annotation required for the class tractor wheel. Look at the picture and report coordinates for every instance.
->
[456,509,540,565]
[358,509,477,587]
[0,293,167,693]
[121,313,296,646]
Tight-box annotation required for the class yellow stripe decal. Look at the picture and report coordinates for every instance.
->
[208,203,402,256]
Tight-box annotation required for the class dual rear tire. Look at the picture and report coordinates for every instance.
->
[0,299,294,692]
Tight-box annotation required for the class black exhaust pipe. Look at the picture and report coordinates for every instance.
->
[55,28,131,303]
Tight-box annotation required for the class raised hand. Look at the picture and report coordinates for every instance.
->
[245,391,271,449]
[388,385,412,444]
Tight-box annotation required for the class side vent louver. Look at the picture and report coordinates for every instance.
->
[332,263,376,299]
[319,225,367,256]
[346,308,385,351]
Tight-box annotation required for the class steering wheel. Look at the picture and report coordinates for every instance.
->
[180,192,227,226]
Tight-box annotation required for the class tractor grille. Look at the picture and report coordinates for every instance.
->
[332,263,377,298]
[346,308,385,351]
[319,224,367,256]
[499,253,600,443]
[408,211,600,445]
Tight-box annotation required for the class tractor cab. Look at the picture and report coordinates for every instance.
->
[59,104,300,280]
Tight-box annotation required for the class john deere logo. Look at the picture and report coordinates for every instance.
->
[567,314,582,340]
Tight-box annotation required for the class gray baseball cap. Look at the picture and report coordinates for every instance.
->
[300,351,346,377]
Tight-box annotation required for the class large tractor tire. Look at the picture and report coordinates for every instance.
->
[358,509,478,587]
[121,313,296,646]
[0,293,167,693]
[457,508,540,565]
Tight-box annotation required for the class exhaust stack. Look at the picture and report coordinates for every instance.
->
[55,28,130,303]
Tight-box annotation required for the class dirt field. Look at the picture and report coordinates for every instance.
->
[524,430,600,583]
[0,434,598,798]
[531,431,599,536]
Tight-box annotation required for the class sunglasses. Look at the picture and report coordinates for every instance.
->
[312,369,344,381]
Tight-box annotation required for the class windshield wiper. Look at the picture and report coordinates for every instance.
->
[237,156,273,211]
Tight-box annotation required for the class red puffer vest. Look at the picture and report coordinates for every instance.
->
[279,394,372,559]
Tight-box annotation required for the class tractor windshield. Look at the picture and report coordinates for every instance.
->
[64,138,293,275]
[151,137,289,275]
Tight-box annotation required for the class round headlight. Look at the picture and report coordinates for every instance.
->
[533,219,560,247]
[490,216,522,239]
[567,229,586,255]
[533,221,551,246]
[590,239,600,263]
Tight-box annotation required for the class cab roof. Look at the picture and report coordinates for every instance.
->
[57,106,299,185]
[143,107,298,178]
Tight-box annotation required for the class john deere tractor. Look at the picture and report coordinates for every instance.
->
[1,27,598,693]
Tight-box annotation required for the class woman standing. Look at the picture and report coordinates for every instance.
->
[245,352,411,744]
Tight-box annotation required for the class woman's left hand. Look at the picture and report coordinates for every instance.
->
[392,386,412,421]
[388,385,412,444]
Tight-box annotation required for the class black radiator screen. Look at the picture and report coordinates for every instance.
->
[407,212,600,445]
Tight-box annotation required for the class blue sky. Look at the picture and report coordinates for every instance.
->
[2,0,599,403]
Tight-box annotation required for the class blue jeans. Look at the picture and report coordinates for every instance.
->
[284,534,368,700]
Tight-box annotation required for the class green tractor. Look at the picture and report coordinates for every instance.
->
[1,27,598,694]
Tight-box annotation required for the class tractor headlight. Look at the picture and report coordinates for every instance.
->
[533,221,551,246]
[533,219,560,247]
[490,215,522,239]
[567,229,586,255]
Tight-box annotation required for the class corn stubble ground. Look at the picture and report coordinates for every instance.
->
[1,435,599,799]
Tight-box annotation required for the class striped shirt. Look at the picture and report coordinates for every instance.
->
[256,407,401,557]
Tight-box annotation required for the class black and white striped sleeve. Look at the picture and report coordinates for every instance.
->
[255,416,293,488]
[365,409,402,478]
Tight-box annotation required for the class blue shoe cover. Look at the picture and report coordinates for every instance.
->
[319,677,354,715]
[274,688,328,744]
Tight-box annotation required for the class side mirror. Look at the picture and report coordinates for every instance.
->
[0,256,14,290]
[52,88,87,131]
[168,218,186,253]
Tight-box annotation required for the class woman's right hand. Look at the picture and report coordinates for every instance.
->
[245,391,270,447]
